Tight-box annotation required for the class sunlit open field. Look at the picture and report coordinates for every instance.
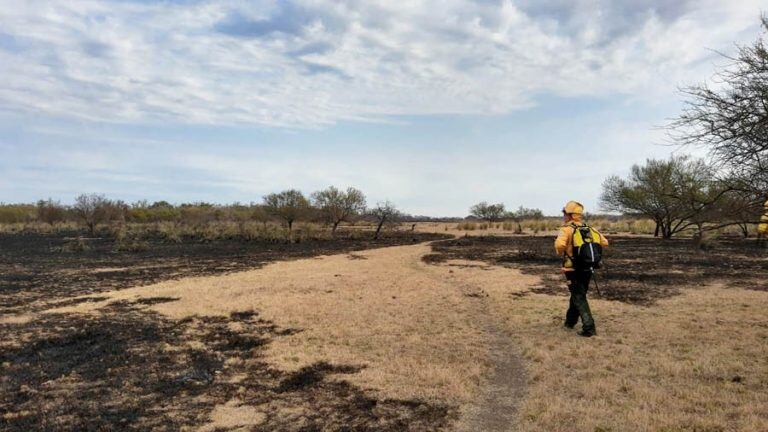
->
[4,1,768,430]
[2,223,766,431]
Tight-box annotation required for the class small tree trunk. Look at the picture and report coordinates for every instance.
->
[654,221,660,237]
[332,220,340,234]
[374,218,386,240]
[693,223,704,246]
[660,222,672,239]
[659,219,672,239]
[739,223,749,238]
[664,227,672,239]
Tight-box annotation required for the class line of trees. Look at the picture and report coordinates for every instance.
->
[263,187,399,236]
[0,187,404,238]
[468,202,544,232]
[601,16,768,240]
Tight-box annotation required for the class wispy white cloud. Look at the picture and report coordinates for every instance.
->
[0,0,762,127]
[1,1,765,214]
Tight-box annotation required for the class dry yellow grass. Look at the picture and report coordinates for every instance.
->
[199,399,268,431]
[44,238,768,431]
[445,262,768,431]
[50,244,497,406]
[414,221,559,237]
[518,287,768,431]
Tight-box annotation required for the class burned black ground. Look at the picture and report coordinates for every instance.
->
[1,300,452,431]
[1,230,448,314]
[1,229,454,431]
[424,235,768,304]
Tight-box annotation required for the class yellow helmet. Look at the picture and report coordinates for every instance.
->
[563,200,584,215]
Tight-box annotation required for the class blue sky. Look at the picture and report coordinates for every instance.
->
[0,0,763,216]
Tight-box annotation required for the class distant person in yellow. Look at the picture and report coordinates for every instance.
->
[759,200,768,246]
[554,201,609,337]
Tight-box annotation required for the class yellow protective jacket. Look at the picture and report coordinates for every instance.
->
[759,214,768,235]
[554,214,609,272]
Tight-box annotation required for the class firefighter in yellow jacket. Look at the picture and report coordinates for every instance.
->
[555,201,609,337]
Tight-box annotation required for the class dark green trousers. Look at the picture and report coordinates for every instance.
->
[565,271,595,334]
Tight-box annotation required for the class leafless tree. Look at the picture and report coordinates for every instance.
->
[73,193,112,236]
[370,201,401,240]
[670,16,768,209]
[311,186,367,233]
[712,191,765,237]
[263,189,310,232]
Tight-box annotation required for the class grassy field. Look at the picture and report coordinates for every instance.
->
[420,231,768,431]
[1,223,766,431]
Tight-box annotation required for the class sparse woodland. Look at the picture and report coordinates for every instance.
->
[599,17,768,242]
[0,187,413,247]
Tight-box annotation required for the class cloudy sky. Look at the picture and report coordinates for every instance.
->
[0,0,764,216]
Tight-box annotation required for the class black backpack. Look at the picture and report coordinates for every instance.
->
[571,223,603,270]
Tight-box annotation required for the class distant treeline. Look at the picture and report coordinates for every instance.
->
[0,187,405,240]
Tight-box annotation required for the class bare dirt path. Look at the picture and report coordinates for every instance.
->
[445,288,526,431]
[456,329,525,432]
[418,259,530,432]
[43,240,534,431]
